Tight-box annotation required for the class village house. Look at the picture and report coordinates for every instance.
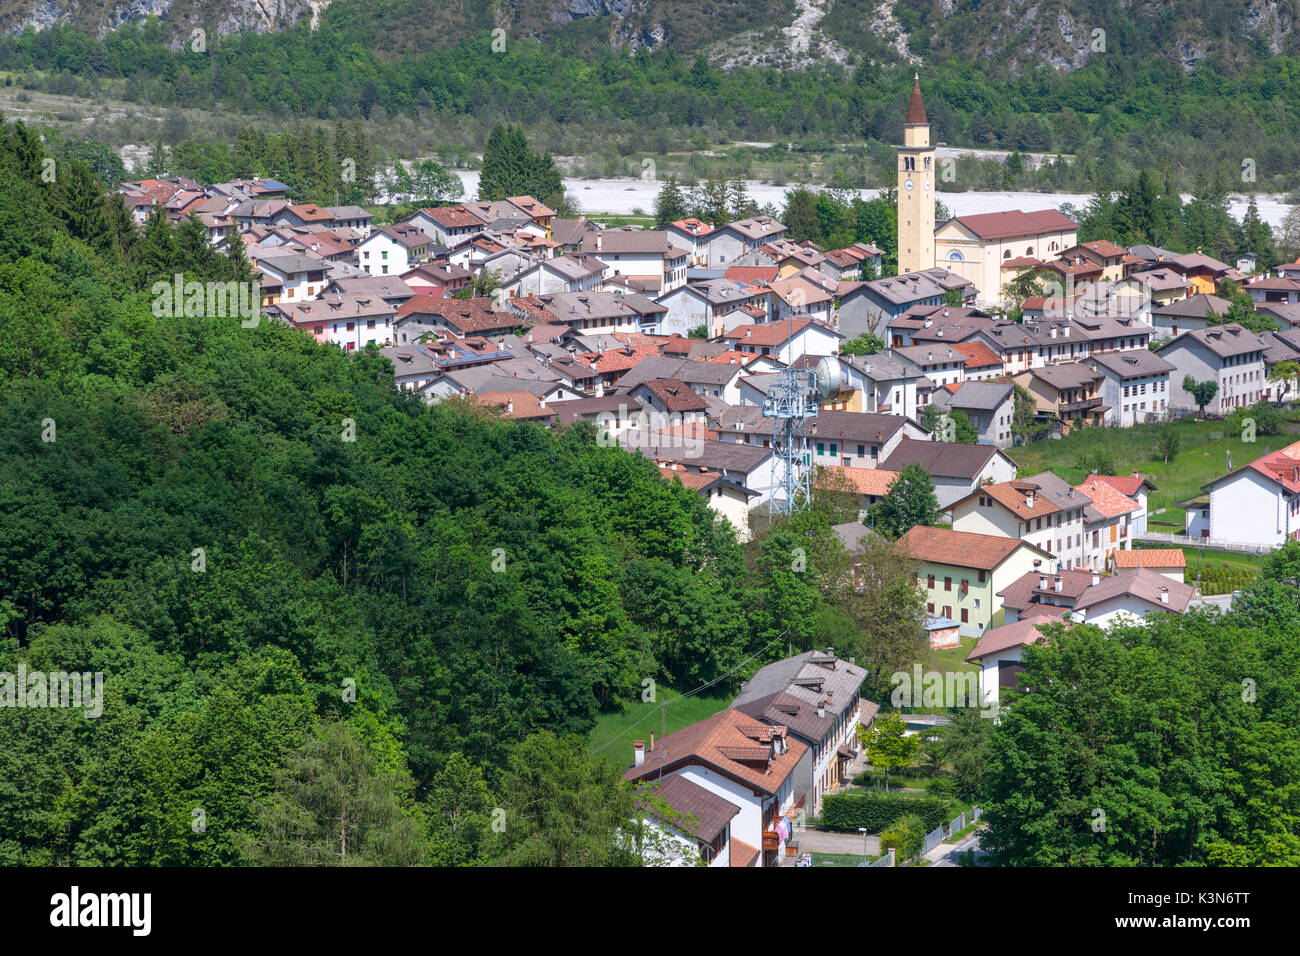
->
[269,294,395,351]
[931,380,1016,447]
[1113,548,1186,581]
[880,440,1018,508]
[731,651,869,815]
[719,410,925,471]
[966,617,1064,710]
[255,252,329,305]
[898,525,1053,636]
[1086,349,1176,426]
[723,318,843,364]
[1188,439,1300,547]
[999,566,1195,630]
[1148,293,1233,338]
[358,224,430,277]
[947,472,1091,570]
[1159,323,1267,414]
[627,378,709,426]
[578,229,690,295]
[837,352,923,418]
[503,254,606,296]
[816,464,900,517]
[656,279,761,338]
[704,216,788,268]
[623,708,807,868]
[1012,362,1107,432]
[1074,476,1141,570]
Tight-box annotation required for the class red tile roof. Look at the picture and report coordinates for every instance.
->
[951,340,1004,369]
[623,708,807,796]
[1113,549,1186,569]
[1074,476,1141,519]
[1093,473,1156,497]
[897,525,1046,571]
[951,209,1078,241]
[817,465,900,497]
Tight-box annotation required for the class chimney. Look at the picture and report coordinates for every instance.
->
[1039,573,1048,590]
[1091,569,1100,586]
[817,701,826,718]
[633,740,645,766]
[1054,575,1063,593]
[1026,490,1035,508]
[649,732,655,752]
[1160,586,1169,604]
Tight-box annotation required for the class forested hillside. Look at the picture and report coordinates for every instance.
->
[0,117,916,864]
[5,5,1300,191]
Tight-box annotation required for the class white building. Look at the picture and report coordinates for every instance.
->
[1159,323,1267,415]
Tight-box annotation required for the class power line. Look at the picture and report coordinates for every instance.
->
[589,629,791,757]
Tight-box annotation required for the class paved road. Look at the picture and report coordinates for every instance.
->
[926,829,984,868]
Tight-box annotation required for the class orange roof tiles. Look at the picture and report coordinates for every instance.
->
[897,525,1046,571]
[1075,476,1141,518]
[623,708,807,796]
[817,465,900,497]
[1113,550,1187,569]
[951,340,1004,369]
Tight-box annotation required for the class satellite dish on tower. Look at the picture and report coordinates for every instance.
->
[814,356,842,402]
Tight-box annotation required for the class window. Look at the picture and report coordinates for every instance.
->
[927,602,935,614]
[942,605,953,619]
[944,577,952,591]
[978,570,986,583]
[961,608,969,623]
[927,574,935,588]
[858,444,865,457]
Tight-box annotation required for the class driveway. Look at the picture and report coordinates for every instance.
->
[784,828,880,865]
[926,828,985,867]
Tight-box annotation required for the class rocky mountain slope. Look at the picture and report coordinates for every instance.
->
[2,0,1298,72]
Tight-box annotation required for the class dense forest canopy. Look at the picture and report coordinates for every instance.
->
[0,115,922,864]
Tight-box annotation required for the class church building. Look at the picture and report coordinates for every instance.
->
[897,77,1079,307]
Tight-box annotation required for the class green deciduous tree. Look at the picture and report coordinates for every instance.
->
[867,462,943,539]
[858,711,921,792]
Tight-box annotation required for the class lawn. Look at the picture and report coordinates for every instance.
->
[1008,413,1300,515]
[1135,542,1266,574]
[587,687,733,769]
[920,636,979,676]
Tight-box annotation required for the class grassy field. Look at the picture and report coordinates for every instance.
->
[587,687,733,770]
[1008,413,1300,516]
[920,636,979,676]
[1135,542,1266,574]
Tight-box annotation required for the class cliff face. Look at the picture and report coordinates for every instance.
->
[0,0,322,45]
[3,0,1299,74]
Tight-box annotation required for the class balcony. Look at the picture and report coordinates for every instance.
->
[1059,396,1103,414]
[762,830,780,851]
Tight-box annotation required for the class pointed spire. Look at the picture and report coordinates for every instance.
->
[906,74,927,126]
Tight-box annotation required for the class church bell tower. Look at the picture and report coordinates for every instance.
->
[897,74,935,275]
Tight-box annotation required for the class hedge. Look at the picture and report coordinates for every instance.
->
[820,791,949,833]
